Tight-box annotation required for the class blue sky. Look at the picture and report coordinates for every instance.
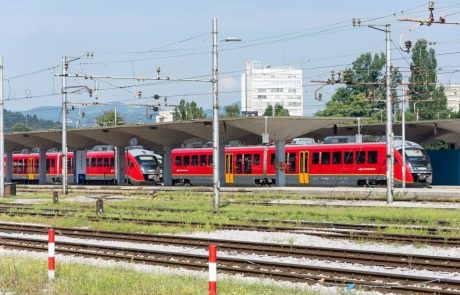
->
[1,0,460,116]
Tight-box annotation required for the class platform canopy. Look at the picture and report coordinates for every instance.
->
[5,116,354,152]
[308,119,460,146]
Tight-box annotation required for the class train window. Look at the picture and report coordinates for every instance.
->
[332,152,342,164]
[368,151,378,164]
[183,155,190,166]
[208,155,213,166]
[68,158,72,171]
[51,159,55,168]
[288,153,296,173]
[312,152,320,164]
[356,151,365,164]
[46,159,51,173]
[86,158,90,167]
[254,154,260,165]
[321,152,331,164]
[344,152,353,164]
[270,153,276,166]
[175,156,182,166]
[244,154,252,174]
[91,158,96,167]
[13,160,18,174]
[35,159,39,173]
[104,158,109,167]
[109,158,114,167]
[199,155,207,166]
[236,154,243,174]
[97,158,102,167]
[191,155,198,166]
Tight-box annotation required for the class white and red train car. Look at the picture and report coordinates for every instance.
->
[171,140,432,187]
[10,146,162,185]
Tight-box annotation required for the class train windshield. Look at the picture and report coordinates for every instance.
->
[135,156,158,170]
[398,148,431,169]
[403,149,429,161]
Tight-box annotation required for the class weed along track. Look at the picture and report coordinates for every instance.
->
[0,234,459,294]
[0,206,458,246]
[0,222,459,272]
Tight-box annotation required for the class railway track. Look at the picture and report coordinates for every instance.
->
[0,222,458,272]
[0,204,456,235]
[0,234,459,294]
[0,208,458,246]
[15,184,460,201]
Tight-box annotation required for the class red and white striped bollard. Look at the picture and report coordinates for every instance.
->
[208,244,217,295]
[48,228,55,280]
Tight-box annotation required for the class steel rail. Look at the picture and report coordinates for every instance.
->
[0,235,459,294]
[0,222,458,272]
[0,209,458,246]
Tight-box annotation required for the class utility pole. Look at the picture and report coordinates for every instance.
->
[0,56,4,198]
[385,24,394,203]
[61,57,68,194]
[212,17,220,209]
[114,107,117,127]
[402,86,407,189]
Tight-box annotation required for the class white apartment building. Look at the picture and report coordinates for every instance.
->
[155,110,174,123]
[241,61,303,116]
[445,84,460,113]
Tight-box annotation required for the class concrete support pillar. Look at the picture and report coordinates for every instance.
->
[219,144,225,186]
[162,145,172,186]
[39,148,47,184]
[116,146,125,185]
[5,151,12,183]
[275,140,286,187]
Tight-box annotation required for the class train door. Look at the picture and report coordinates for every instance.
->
[225,153,234,184]
[27,158,34,181]
[299,151,309,184]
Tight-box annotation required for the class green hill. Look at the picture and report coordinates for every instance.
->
[5,110,61,132]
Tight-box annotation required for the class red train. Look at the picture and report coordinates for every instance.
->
[10,146,162,185]
[172,140,432,187]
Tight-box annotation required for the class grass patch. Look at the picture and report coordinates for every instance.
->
[0,255,320,295]
[0,191,458,238]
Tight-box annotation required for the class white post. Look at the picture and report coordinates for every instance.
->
[62,57,68,194]
[212,17,220,209]
[385,25,394,203]
[0,56,4,198]
[356,117,362,143]
[402,87,406,189]
[114,107,117,126]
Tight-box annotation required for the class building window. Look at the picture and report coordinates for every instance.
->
[257,95,267,99]
[288,89,296,93]
[258,88,267,92]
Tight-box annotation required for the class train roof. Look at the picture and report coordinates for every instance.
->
[127,149,157,157]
